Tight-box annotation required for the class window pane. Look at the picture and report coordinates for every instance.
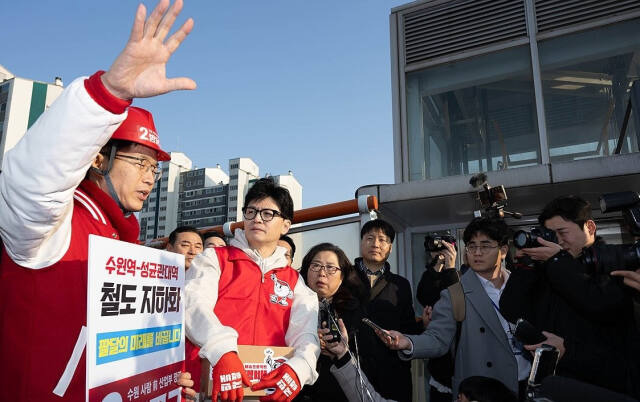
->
[539,19,640,162]
[406,46,540,181]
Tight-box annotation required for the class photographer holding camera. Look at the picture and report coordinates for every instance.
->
[415,236,464,402]
[500,195,640,399]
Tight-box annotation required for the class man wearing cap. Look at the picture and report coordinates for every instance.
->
[0,1,195,401]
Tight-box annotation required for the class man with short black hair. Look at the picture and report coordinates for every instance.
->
[166,226,203,270]
[184,178,319,402]
[203,231,227,248]
[278,234,296,267]
[380,217,531,399]
[353,219,424,402]
[500,195,640,398]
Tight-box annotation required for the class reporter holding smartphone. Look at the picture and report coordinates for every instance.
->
[297,243,367,402]
[373,217,531,399]
[321,319,394,402]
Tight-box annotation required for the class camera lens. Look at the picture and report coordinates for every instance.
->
[513,230,529,249]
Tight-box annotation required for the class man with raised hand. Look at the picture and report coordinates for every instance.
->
[0,1,195,401]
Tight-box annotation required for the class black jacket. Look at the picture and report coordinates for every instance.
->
[499,248,640,399]
[352,258,423,402]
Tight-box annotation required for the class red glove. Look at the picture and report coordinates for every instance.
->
[251,364,301,402]
[212,352,251,401]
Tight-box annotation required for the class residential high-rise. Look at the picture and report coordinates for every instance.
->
[177,165,230,230]
[140,156,303,242]
[0,65,64,168]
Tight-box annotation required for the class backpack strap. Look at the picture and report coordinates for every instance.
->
[447,271,466,361]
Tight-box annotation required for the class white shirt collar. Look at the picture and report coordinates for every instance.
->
[474,267,510,293]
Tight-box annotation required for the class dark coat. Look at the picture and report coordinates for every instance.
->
[353,258,423,402]
[499,248,640,399]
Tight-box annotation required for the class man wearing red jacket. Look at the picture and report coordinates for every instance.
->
[0,1,195,400]
[185,178,320,402]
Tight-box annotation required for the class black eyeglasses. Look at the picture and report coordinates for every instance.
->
[242,206,283,222]
[309,262,341,275]
[115,154,162,182]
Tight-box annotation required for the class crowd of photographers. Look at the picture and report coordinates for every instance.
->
[169,189,640,402]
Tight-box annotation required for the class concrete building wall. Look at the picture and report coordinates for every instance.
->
[0,77,63,168]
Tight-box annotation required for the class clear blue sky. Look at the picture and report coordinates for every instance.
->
[4,1,407,208]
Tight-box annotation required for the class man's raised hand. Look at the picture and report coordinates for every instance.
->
[102,0,196,100]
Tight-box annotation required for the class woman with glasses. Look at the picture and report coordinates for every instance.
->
[296,243,369,402]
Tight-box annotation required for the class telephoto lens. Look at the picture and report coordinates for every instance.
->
[513,227,557,249]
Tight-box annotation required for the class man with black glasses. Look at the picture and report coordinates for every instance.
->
[184,178,319,402]
[378,217,531,399]
[0,1,192,400]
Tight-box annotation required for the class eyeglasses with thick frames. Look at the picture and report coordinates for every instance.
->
[114,154,162,182]
[309,262,341,275]
[465,244,500,254]
[242,206,283,222]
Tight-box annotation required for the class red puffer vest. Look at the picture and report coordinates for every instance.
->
[185,245,299,392]
[0,180,140,402]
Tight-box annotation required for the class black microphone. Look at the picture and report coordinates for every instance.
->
[538,376,638,402]
[319,298,341,342]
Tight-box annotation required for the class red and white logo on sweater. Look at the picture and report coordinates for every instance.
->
[269,273,293,306]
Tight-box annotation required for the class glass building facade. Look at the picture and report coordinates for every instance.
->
[398,1,640,182]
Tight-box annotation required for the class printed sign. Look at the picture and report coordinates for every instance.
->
[87,235,185,402]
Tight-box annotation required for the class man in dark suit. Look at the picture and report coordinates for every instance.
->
[353,219,425,402]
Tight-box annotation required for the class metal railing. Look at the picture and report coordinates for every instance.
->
[144,195,378,248]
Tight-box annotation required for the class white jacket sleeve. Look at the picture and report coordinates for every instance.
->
[184,249,239,366]
[284,278,320,386]
[0,77,126,268]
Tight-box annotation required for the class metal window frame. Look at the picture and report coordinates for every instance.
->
[392,1,640,182]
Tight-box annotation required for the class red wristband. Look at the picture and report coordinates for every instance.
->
[84,70,131,115]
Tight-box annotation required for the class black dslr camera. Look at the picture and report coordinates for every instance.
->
[580,191,640,273]
[513,227,558,249]
[424,234,457,252]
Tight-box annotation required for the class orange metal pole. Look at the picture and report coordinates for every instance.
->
[144,195,378,248]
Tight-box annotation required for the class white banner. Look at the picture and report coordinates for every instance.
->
[86,235,185,402]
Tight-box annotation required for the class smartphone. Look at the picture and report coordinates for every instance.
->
[319,308,341,343]
[362,318,390,337]
[514,318,546,345]
[527,344,560,386]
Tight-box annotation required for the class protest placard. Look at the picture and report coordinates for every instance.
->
[86,235,184,402]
